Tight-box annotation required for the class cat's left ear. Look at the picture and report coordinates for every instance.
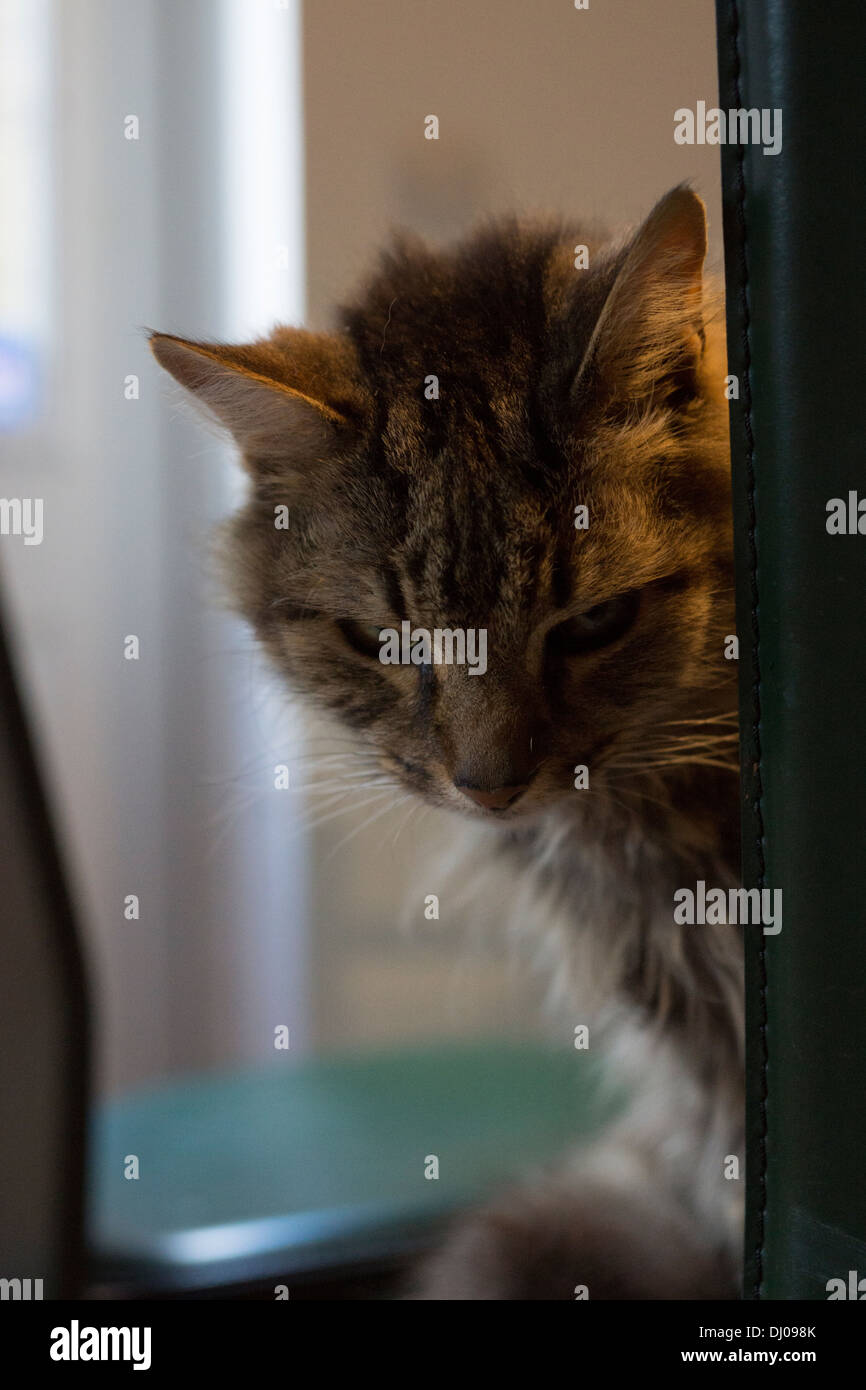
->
[149,329,368,473]
[574,185,708,411]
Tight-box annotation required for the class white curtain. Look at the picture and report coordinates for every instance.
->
[0,0,311,1095]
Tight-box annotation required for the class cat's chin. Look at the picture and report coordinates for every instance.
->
[390,772,580,825]
[438,791,558,827]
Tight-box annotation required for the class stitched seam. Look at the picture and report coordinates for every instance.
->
[730,0,768,1299]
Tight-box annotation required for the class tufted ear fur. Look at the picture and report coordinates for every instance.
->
[574,185,708,412]
[149,328,370,473]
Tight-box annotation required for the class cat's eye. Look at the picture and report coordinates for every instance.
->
[548,590,640,655]
[337,618,386,660]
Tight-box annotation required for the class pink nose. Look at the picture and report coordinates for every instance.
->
[455,783,528,812]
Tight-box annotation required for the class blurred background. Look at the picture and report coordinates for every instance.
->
[0,0,723,1103]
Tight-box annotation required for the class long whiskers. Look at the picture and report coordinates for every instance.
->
[602,715,740,788]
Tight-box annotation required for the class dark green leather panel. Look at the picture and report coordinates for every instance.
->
[716,0,866,1299]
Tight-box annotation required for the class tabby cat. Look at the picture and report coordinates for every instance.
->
[151,185,743,1299]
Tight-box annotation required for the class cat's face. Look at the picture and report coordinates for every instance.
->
[152,187,736,824]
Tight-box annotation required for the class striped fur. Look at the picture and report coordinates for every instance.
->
[152,186,742,1299]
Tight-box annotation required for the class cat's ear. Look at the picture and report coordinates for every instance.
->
[149,329,367,471]
[574,185,707,411]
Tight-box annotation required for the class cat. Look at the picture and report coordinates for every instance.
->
[151,184,743,1300]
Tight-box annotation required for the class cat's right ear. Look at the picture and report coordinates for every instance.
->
[148,330,367,474]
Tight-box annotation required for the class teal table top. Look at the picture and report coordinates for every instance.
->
[90,1040,616,1289]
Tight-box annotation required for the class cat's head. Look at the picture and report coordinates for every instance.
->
[151,186,735,823]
